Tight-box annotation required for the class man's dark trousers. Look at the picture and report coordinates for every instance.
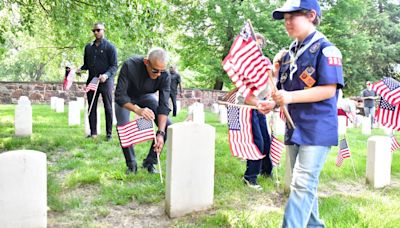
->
[87,83,113,137]
[115,94,171,169]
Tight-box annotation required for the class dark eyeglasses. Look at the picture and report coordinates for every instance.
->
[92,29,102,33]
[148,61,166,74]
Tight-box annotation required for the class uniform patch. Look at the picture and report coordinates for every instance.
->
[299,67,316,87]
[280,73,288,84]
[309,42,320,54]
[323,46,342,66]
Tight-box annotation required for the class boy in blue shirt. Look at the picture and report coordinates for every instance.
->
[271,0,344,226]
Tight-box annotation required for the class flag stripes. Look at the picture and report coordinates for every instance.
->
[227,105,264,160]
[372,77,400,106]
[270,135,285,166]
[85,77,99,92]
[391,136,400,153]
[336,138,351,167]
[116,118,155,148]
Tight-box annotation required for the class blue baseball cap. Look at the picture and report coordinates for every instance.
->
[272,0,321,20]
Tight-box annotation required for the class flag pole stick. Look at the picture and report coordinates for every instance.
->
[87,80,100,116]
[217,100,257,109]
[345,136,358,178]
[274,166,280,189]
[246,19,295,129]
[153,120,163,184]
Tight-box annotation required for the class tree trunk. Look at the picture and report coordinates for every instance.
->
[213,79,223,90]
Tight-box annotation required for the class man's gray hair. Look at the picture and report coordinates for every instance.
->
[147,47,169,64]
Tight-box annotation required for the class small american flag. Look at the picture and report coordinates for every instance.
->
[375,97,400,131]
[372,77,400,106]
[336,138,351,167]
[116,118,155,148]
[227,105,264,160]
[85,77,99,92]
[222,21,271,99]
[270,135,285,166]
[391,136,400,153]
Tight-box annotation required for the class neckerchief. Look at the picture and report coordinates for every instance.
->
[288,31,325,80]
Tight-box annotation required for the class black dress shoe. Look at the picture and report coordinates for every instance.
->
[126,163,137,175]
[143,163,159,174]
[106,135,112,141]
[261,171,273,179]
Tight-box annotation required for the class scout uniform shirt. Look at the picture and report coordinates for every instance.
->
[277,31,344,146]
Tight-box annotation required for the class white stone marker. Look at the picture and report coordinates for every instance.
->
[284,149,293,194]
[193,108,205,124]
[50,96,58,110]
[272,111,286,136]
[338,115,347,136]
[56,98,64,113]
[211,103,219,113]
[366,136,392,188]
[219,105,228,124]
[84,107,101,135]
[0,150,47,227]
[15,96,32,137]
[361,117,371,135]
[176,100,181,115]
[68,101,80,126]
[166,122,215,218]
[112,103,117,126]
[76,97,85,110]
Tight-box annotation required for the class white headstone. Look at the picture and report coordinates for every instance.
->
[15,96,32,136]
[112,103,117,126]
[166,122,215,218]
[383,127,393,136]
[272,111,285,136]
[68,101,80,126]
[366,136,392,188]
[176,100,181,115]
[194,102,204,112]
[218,105,227,124]
[84,107,101,135]
[361,117,371,135]
[76,97,85,110]
[50,96,58,110]
[56,98,64,113]
[284,149,293,194]
[193,109,205,124]
[0,150,47,227]
[338,116,347,135]
[211,103,219,113]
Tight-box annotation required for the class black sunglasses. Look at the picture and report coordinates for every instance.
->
[92,29,102,33]
[148,61,166,74]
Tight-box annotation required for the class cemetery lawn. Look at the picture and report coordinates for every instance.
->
[1,104,400,227]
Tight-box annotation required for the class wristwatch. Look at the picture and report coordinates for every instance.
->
[156,130,165,137]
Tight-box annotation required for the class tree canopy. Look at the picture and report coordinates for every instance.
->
[0,0,399,95]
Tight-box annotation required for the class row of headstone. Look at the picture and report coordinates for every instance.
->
[283,135,394,193]
[50,96,85,113]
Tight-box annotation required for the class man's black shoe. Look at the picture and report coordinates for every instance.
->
[126,163,137,175]
[106,135,112,141]
[143,163,159,174]
[261,171,273,179]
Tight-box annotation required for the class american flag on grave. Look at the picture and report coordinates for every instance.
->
[116,118,155,148]
[372,77,400,106]
[85,77,99,92]
[336,138,351,167]
[270,135,285,166]
[227,105,264,160]
[375,97,400,131]
[391,136,400,153]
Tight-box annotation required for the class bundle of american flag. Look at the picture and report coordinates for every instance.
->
[116,118,155,148]
[336,138,351,167]
[372,77,400,131]
[222,21,272,99]
[391,136,400,153]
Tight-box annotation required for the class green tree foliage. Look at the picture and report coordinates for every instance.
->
[0,0,399,96]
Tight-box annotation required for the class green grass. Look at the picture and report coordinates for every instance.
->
[1,104,400,227]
